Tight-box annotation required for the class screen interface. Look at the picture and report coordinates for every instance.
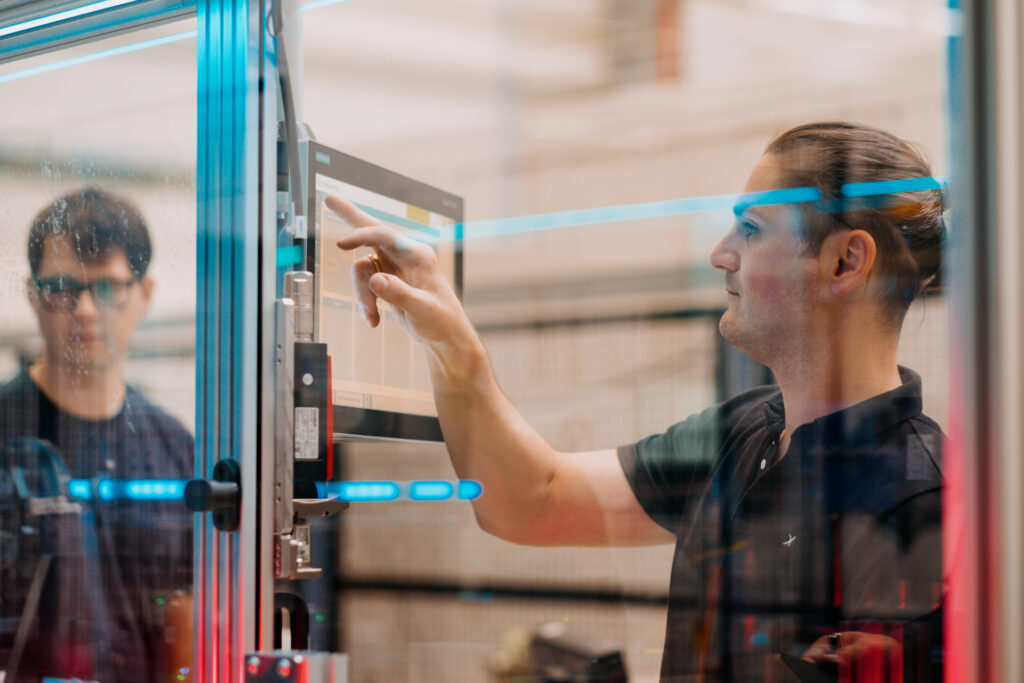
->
[313,171,460,419]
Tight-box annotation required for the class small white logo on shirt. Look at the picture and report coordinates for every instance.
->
[783,534,796,547]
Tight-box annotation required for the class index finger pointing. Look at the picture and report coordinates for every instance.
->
[325,195,377,228]
[335,224,406,254]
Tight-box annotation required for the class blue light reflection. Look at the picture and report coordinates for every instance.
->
[409,480,454,501]
[0,30,196,85]
[0,0,139,39]
[64,478,481,503]
[68,478,186,501]
[317,480,483,502]
[413,177,948,247]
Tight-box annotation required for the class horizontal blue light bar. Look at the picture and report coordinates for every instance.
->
[457,480,483,500]
[67,478,483,503]
[732,186,822,216]
[0,0,139,39]
[0,29,196,85]
[316,480,483,502]
[431,192,744,245]
[408,177,948,247]
[68,479,92,499]
[299,0,355,12]
[332,481,401,502]
[409,480,453,501]
[841,176,948,198]
[68,478,187,501]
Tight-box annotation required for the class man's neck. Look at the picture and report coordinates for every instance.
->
[770,337,903,446]
[29,357,127,420]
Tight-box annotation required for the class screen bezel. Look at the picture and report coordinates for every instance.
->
[304,140,463,442]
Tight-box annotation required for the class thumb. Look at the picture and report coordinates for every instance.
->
[368,273,432,316]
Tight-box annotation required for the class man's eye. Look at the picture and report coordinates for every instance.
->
[93,279,115,299]
[740,221,759,239]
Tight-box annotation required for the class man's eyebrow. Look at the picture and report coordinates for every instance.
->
[732,205,762,221]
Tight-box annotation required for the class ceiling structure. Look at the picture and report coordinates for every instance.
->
[0,0,951,173]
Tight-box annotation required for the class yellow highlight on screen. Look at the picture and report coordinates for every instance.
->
[406,204,430,225]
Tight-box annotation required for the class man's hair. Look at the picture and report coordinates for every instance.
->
[765,122,946,321]
[27,187,153,278]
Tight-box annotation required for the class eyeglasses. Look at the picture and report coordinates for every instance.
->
[33,275,140,312]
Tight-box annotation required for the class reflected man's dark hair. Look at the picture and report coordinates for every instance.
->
[27,187,153,278]
[765,122,946,322]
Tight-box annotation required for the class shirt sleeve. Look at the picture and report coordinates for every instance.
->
[618,403,722,535]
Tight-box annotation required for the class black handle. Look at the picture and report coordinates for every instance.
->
[185,458,241,531]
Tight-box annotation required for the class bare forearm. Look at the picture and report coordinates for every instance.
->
[328,199,666,547]
[425,336,563,543]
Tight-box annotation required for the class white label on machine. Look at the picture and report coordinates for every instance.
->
[294,407,319,460]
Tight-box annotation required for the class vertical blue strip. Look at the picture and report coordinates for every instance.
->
[195,0,258,678]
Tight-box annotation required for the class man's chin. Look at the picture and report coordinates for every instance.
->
[718,315,741,347]
[60,352,118,375]
[718,319,770,365]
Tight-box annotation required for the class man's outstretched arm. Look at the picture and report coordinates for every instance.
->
[329,196,673,548]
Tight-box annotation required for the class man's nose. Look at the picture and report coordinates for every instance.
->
[72,288,99,316]
[709,234,739,272]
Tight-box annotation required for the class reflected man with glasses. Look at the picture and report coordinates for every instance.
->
[0,188,193,683]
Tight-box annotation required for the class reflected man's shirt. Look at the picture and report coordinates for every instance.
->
[0,370,193,683]
[618,366,943,683]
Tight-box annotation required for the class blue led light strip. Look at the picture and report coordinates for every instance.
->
[68,478,187,501]
[399,177,949,247]
[0,0,139,39]
[65,478,482,503]
[840,176,947,197]
[0,29,196,84]
[317,480,483,502]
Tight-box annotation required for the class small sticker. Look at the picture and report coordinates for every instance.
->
[294,407,319,460]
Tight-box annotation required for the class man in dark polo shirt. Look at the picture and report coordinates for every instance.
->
[0,188,193,683]
[328,121,945,681]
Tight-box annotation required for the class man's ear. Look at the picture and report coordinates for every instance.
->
[25,276,41,314]
[824,229,877,297]
[138,275,155,312]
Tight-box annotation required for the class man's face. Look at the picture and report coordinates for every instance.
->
[27,235,153,374]
[709,154,823,365]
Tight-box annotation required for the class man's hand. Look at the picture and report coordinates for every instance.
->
[803,631,903,681]
[328,196,470,347]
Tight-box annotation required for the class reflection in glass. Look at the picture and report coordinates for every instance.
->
[0,22,196,683]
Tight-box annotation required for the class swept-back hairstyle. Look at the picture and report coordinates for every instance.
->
[765,122,945,321]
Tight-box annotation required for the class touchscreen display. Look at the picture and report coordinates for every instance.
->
[312,171,460,419]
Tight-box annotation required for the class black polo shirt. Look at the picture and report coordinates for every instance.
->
[619,367,943,682]
[0,370,193,683]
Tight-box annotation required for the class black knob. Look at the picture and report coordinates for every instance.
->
[185,458,241,531]
[184,479,239,512]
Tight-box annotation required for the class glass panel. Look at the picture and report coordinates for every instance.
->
[293,1,953,680]
[0,20,197,683]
